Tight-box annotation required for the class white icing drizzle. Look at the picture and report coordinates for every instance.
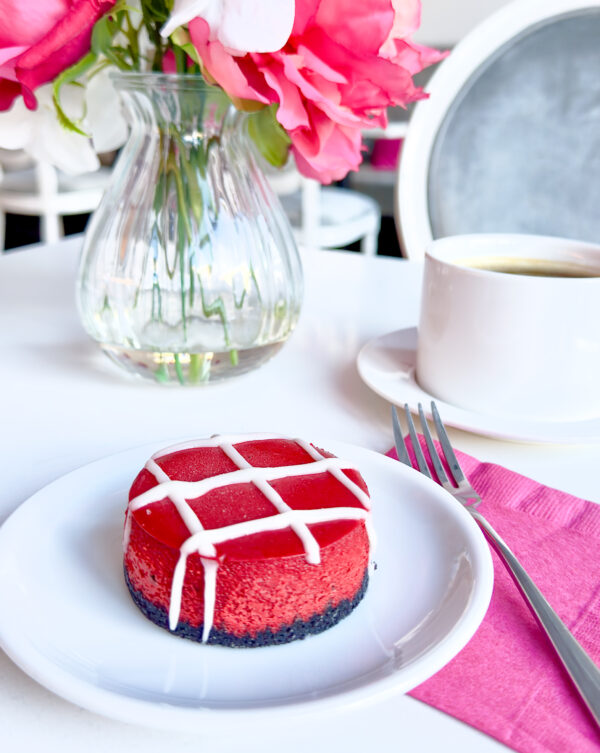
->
[220,441,322,564]
[126,434,373,642]
[296,439,372,510]
[143,457,217,631]
[152,433,280,459]
[122,510,132,552]
[130,458,366,516]
[145,457,211,549]
[201,559,219,643]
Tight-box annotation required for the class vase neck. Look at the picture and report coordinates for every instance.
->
[113,72,234,134]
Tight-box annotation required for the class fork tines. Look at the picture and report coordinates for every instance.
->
[392,402,479,505]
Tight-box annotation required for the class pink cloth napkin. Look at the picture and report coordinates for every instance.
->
[387,443,600,753]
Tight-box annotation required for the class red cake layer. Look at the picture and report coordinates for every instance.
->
[124,436,372,642]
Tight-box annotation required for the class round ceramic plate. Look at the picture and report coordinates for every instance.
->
[0,440,493,732]
[357,328,600,444]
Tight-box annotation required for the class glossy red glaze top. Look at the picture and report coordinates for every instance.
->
[128,438,370,561]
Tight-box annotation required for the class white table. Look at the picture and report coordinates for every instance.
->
[1,237,597,753]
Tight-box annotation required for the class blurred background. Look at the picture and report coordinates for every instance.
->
[1,0,511,255]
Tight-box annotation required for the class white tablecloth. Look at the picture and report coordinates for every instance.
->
[1,237,597,753]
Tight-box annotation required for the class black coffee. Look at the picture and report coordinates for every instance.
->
[458,256,600,278]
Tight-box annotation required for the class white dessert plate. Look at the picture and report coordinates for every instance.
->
[357,328,600,444]
[0,440,493,733]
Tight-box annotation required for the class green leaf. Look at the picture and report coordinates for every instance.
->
[140,0,173,24]
[52,52,98,136]
[171,28,201,65]
[91,14,115,55]
[103,45,135,70]
[247,105,291,167]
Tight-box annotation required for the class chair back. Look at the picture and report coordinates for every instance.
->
[396,0,600,258]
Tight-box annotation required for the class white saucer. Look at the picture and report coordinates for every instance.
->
[0,440,492,732]
[357,328,600,444]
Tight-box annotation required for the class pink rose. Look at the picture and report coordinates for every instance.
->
[0,0,116,111]
[190,0,445,182]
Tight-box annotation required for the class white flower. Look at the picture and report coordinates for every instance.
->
[0,70,127,175]
[85,68,128,154]
[161,0,294,53]
[0,86,99,175]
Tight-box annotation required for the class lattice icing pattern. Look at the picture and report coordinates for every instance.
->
[124,434,375,642]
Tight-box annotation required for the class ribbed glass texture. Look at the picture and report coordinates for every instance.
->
[76,73,302,384]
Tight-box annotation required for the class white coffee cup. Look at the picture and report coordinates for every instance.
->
[416,234,600,422]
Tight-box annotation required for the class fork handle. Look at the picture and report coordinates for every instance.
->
[470,509,600,728]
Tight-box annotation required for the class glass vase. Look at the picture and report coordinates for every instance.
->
[76,73,302,385]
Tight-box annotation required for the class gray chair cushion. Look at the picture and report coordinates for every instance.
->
[428,9,600,243]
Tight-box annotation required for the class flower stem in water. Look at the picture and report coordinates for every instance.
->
[173,353,185,384]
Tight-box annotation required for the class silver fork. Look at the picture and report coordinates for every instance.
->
[392,401,600,728]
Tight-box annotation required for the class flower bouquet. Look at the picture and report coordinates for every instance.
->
[0,0,443,384]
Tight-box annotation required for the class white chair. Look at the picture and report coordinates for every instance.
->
[396,0,600,259]
[345,120,408,223]
[266,157,382,255]
[0,152,111,250]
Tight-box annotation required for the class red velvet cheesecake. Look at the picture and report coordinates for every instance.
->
[123,434,373,647]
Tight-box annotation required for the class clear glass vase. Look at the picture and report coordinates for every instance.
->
[76,73,302,385]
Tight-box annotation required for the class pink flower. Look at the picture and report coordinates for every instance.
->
[190,0,445,183]
[0,0,116,111]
